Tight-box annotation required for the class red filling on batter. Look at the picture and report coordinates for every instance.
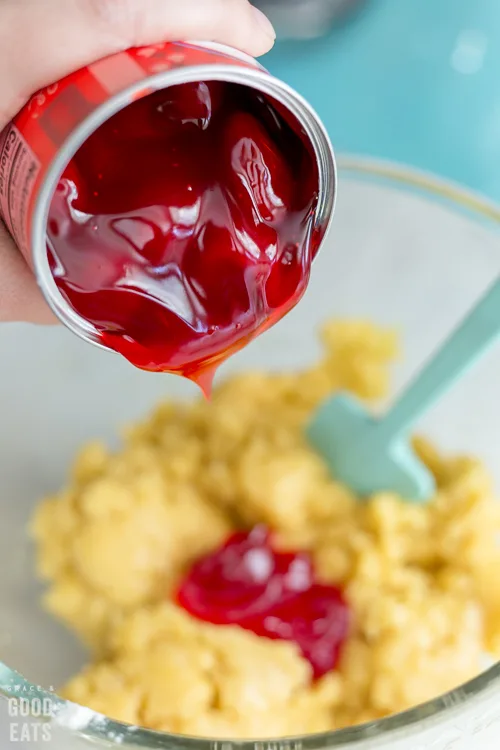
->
[177,526,350,678]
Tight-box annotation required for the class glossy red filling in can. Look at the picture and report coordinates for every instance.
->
[47,80,321,392]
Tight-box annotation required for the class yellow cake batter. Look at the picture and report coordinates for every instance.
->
[31,320,500,738]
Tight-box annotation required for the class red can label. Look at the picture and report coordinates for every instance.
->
[0,42,259,264]
[0,125,41,253]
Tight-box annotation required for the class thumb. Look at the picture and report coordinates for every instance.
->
[1,0,276,128]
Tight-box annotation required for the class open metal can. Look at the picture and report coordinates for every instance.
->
[0,41,336,352]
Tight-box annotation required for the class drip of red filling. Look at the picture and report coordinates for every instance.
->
[47,81,320,393]
[177,527,349,678]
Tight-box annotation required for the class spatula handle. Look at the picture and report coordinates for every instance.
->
[376,278,500,443]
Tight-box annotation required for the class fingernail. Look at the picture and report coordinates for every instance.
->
[251,5,276,40]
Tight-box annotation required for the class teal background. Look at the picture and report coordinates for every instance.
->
[263,0,500,201]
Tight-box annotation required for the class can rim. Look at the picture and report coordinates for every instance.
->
[31,53,337,353]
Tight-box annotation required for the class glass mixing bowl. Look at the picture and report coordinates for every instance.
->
[0,160,499,749]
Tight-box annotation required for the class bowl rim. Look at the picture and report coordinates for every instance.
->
[2,156,499,748]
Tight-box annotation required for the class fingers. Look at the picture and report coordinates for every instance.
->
[0,0,275,128]
[0,224,56,323]
[123,0,277,59]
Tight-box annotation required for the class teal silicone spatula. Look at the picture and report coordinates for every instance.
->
[307,278,500,502]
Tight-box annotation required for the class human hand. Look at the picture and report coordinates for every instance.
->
[0,0,275,323]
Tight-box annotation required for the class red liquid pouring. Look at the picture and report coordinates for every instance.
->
[177,527,350,679]
[47,81,320,393]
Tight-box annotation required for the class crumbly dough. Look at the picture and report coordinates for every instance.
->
[62,602,340,737]
[31,321,500,738]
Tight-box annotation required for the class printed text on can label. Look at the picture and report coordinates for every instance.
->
[0,125,40,254]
